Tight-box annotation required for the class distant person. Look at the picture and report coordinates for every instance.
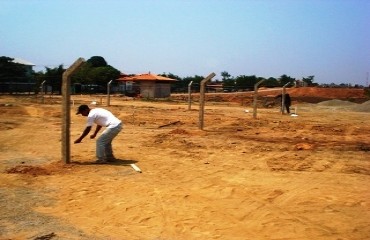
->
[275,93,291,114]
[74,105,122,164]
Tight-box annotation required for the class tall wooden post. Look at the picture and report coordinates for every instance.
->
[107,80,113,106]
[199,73,216,130]
[62,58,85,164]
[188,81,193,110]
[40,80,46,104]
[253,79,265,119]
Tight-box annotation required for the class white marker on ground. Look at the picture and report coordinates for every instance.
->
[130,164,142,173]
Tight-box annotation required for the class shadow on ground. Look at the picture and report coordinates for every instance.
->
[71,159,138,166]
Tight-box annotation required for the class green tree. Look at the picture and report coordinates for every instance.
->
[221,71,231,81]
[220,71,235,90]
[71,63,91,84]
[88,66,120,86]
[235,75,257,90]
[71,56,120,92]
[177,75,204,92]
[42,65,65,94]
[87,56,107,68]
[279,74,295,86]
[222,78,235,88]
[264,77,279,87]
[302,75,316,86]
[0,56,28,82]
[159,72,181,81]
[33,70,46,94]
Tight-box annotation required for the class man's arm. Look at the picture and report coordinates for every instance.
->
[90,125,102,139]
[74,126,92,143]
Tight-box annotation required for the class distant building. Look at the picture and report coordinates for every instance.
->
[206,83,224,92]
[117,72,177,98]
[0,57,36,93]
[12,58,35,77]
[294,80,307,87]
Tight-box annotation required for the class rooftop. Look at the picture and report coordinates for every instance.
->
[12,58,35,66]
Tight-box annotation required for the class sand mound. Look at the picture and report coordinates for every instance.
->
[314,99,370,112]
[317,99,357,106]
[350,100,370,112]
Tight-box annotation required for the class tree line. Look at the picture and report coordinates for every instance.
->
[160,71,317,93]
[0,56,120,94]
[0,55,365,94]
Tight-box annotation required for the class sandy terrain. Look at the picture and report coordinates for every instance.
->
[0,88,369,240]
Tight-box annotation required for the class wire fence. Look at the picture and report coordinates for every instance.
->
[0,83,37,94]
[0,81,258,96]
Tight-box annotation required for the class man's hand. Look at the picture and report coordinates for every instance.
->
[75,126,92,144]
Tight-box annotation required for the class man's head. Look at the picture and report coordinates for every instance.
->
[76,104,90,116]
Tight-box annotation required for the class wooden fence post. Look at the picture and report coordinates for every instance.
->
[62,58,85,164]
[253,79,265,119]
[40,80,46,104]
[107,80,113,106]
[199,73,216,130]
[188,81,193,110]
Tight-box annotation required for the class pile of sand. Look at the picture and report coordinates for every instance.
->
[317,99,357,106]
[316,99,370,112]
[351,100,370,112]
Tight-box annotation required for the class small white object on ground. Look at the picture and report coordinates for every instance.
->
[244,109,250,113]
[290,114,298,117]
[130,163,142,173]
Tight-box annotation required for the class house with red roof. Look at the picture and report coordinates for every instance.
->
[117,72,177,98]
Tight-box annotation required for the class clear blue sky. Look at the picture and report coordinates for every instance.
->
[1,0,369,85]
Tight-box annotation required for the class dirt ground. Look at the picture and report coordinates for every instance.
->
[0,87,369,240]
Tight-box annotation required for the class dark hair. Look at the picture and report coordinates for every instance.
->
[76,105,89,115]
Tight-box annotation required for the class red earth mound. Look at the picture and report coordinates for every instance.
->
[172,87,368,104]
[287,87,366,99]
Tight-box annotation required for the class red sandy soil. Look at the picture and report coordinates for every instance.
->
[287,87,366,99]
[171,87,368,105]
[0,87,369,239]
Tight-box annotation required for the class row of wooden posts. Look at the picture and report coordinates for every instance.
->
[61,58,289,164]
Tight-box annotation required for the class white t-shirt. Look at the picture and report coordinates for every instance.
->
[86,108,121,129]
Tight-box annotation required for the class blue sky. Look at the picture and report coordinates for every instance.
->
[1,0,369,85]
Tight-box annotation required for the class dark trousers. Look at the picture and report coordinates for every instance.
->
[285,104,290,114]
